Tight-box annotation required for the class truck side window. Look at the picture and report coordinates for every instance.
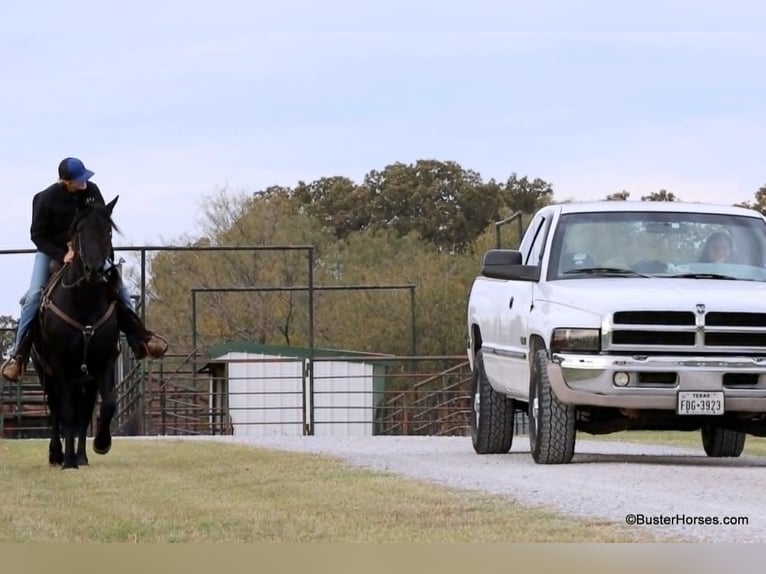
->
[525,217,550,266]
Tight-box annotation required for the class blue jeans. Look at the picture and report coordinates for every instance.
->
[12,251,133,354]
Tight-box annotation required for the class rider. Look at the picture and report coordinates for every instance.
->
[1,157,168,382]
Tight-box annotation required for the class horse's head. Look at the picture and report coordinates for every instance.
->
[67,196,120,284]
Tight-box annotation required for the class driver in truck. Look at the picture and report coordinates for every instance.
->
[699,231,734,263]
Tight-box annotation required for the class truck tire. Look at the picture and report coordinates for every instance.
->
[701,425,746,457]
[528,349,576,464]
[470,350,514,454]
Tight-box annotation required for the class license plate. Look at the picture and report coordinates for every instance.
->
[677,391,724,415]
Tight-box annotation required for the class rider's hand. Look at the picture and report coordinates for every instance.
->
[63,242,75,264]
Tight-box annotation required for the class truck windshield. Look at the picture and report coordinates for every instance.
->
[548,210,766,281]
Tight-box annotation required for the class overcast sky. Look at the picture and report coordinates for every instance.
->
[1,0,764,316]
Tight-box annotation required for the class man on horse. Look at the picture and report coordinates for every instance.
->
[1,157,168,382]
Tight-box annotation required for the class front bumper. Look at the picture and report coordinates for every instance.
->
[547,352,766,411]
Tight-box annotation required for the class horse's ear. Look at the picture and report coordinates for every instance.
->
[105,196,119,215]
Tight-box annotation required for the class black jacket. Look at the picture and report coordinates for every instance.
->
[30,182,106,262]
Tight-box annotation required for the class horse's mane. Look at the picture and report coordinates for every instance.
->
[66,204,121,241]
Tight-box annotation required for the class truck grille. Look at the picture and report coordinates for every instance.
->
[612,331,696,346]
[607,309,766,353]
[705,312,766,327]
[613,311,695,325]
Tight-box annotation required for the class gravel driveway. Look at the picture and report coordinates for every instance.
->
[187,434,765,542]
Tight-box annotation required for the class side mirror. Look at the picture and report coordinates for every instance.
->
[480,249,540,281]
[482,249,523,266]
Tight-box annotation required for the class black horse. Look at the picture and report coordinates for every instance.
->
[31,196,121,469]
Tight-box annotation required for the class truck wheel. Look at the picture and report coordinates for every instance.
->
[701,425,745,457]
[528,349,576,464]
[470,350,514,454]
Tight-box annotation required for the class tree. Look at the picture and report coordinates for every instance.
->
[502,173,554,213]
[735,184,766,215]
[145,189,335,351]
[293,177,373,240]
[363,160,503,252]
[144,187,498,357]
[315,227,488,356]
[641,189,680,202]
[142,160,559,357]
[605,190,630,201]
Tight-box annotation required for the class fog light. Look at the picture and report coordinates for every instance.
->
[613,372,630,387]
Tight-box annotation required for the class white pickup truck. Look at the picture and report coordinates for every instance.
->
[466,200,766,463]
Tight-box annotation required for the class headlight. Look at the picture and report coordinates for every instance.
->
[551,328,601,353]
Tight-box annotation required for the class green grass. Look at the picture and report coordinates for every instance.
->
[0,438,672,543]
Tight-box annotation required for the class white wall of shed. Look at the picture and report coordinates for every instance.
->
[222,352,375,436]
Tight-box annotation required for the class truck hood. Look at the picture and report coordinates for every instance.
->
[537,278,766,315]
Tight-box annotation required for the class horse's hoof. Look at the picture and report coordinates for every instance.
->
[93,437,111,455]
[49,452,64,466]
[61,462,78,470]
[77,455,89,466]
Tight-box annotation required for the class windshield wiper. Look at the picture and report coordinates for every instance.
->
[668,272,744,280]
[562,267,650,278]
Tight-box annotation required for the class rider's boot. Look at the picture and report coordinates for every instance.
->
[117,303,168,360]
[1,328,35,383]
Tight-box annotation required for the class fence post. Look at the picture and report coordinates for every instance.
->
[307,247,315,436]
[494,211,525,249]
[160,377,166,436]
[140,248,147,434]
[403,389,411,435]
[409,286,417,357]
[301,358,308,435]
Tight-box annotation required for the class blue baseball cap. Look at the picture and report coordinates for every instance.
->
[58,157,95,183]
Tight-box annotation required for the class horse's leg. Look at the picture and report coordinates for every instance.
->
[62,434,76,469]
[49,406,63,466]
[93,367,116,455]
[76,412,89,467]
[43,377,64,466]
[77,383,99,466]
[76,433,88,466]
[60,384,79,470]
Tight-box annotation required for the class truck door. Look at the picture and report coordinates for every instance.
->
[491,214,550,396]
